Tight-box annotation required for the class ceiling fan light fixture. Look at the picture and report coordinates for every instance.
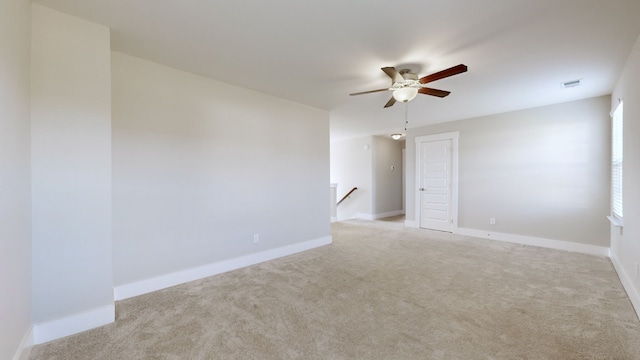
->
[392,87,418,102]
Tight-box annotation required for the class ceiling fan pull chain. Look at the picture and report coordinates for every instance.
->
[405,102,409,131]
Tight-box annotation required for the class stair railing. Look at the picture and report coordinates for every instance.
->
[337,187,358,206]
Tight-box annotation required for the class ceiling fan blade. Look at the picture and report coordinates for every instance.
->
[419,64,468,84]
[349,88,390,96]
[418,87,451,97]
[381,67,404,83]
[384,97,396,108]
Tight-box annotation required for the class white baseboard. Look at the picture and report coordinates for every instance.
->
[330,216,338,223]
[355,210,403,221]
[354,213,375,220]
[404,220,419,228]
[373,210,404,219]
[12,326,34,360]
[33,304,115,345]
[455,228,609,257]
[609,249,640,319]
[114,236,333,301]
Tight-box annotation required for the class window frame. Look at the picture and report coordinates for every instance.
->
[610,101,623,225]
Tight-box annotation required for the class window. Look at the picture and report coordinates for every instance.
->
[611,101,623,220]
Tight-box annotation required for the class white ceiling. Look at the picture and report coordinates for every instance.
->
[34,0,640,141]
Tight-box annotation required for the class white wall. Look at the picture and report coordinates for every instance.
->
[373,136,403,216]
[31,3,113,335]
[111,53,330,286]
[330,136,373,220]
[610,33,640,314]
[0,0,32,358]
[406,96,611,247]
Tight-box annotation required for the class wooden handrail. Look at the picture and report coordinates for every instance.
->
[337,187,358,206]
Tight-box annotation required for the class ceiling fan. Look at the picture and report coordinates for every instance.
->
[350,64,468,108]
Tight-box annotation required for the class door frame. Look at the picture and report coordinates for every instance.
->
[414,132,459,231]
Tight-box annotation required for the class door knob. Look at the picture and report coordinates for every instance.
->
[419,188,425,191]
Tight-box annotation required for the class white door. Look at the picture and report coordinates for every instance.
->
[418,139,453,231]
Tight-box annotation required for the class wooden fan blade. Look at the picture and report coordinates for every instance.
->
[419,64,468,84]
[381,67,404,83]
[418,87,451,98]
[384,97,396,108]
[349,88,390,96]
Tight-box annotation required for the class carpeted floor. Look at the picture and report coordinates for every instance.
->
[30,219,640,359]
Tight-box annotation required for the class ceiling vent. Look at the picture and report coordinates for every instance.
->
[562,79,582,88]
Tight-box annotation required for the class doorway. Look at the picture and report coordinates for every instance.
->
[415,132,458,232]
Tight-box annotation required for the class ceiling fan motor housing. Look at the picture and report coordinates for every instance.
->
[399,70,418,80]
[390,70,420,90]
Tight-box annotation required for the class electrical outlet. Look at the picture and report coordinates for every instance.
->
[253,234,259,244]
[489,218,496,225]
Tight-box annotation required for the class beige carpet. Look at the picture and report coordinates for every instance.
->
[30,219,640,359]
